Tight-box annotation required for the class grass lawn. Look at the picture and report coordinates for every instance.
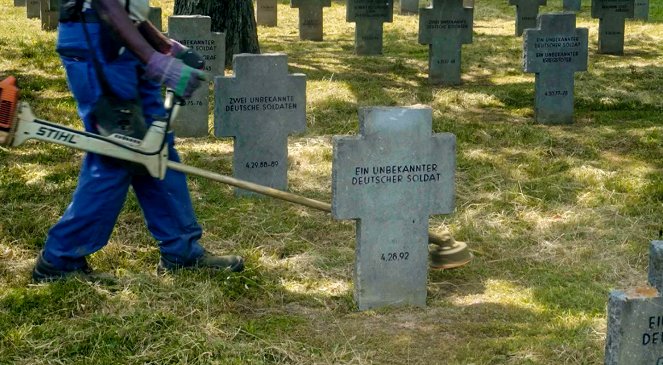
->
[1,0,663,363]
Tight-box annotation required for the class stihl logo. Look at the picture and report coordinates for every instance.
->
[36,126,77,144]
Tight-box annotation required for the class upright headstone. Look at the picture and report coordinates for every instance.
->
[591,0,635,54]
[633,0,649,20]
[168,16,225,137]
[14,0,26,7]
[523,13,588,124]
[508,0,546,36]
[332,106,456,310]
[463,0,474,7]
[27,0,40,18]
[648,241,663,294]
[605,241,663,364]
[418,0,473,85]
[214,54,306,195]
[291,0,331,41]
[39,0,59,31]
[563,0,581,11]
[400,0,420,14]
[347,0,395,55]
[256,0,278,27]
[148,7,162,31]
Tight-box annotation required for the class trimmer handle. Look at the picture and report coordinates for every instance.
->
[164,48,206,118]
[180,49,205,71]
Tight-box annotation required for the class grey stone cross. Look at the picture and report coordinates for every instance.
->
[633,0,649,20]
[148,7,162,31]
[332,106,455,310]
[605,241,663,364]
[256,0,278,27]
[418,0,473,85]
[168,16,225,137]
[40,0,59,30]
[27,0,40,18]
[591,0,635,54]
[214,54,306,196]
[563,0,581,11]
[400,0,419,14]
[346,0,394,55]
[523,13,588,124]
[291,0,331,41]
[508,0,547,36]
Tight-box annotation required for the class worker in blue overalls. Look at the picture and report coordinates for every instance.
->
[32,0,245,281]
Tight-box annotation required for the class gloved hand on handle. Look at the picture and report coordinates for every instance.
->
[168,39,188,59]
[145,52,206,98]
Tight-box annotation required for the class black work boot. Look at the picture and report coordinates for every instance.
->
[32,251,93,283]
[158,250,245,274]
[429,232,473,270]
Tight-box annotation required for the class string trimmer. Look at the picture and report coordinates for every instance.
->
[0,76,469,251]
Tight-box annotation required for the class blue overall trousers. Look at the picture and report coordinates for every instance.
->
[42,21,205,270]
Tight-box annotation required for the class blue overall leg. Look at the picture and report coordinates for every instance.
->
[42,22,204,270]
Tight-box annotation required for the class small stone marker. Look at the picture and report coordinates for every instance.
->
[563,0,581,11]
[214,54,306,195]
[523,13,588,124]
[633,0,649,20]
[27,0,40,19]
[332,106,456,310]
[168,16,225,137]
[508,0,546,36]
[14,0,26,7]
[605,241,663,364]
[291,0,331,41]
[649,241,663,295]
[591,0,635,54]
[347,0,395,55]
[148,7,162,31]
[418,0,473,85]
[256,0,278,27]
[400,0,419,14]
[39,0,58,31]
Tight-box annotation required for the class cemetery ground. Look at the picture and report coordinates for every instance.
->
[0,0,662,363]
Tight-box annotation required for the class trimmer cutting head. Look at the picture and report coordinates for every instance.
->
[0,76,20,146]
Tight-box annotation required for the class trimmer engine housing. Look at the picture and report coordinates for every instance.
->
[0,76,19,146]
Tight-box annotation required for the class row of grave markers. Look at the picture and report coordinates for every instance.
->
[255,0,650,48]
[17,0,164,31]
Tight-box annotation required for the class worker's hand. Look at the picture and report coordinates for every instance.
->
[168,39,188,59]
[169,39,206,71]
[144,52,207,98]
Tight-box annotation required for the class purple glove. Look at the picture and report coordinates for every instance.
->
[169,39,188,58]
[144,52,207,98]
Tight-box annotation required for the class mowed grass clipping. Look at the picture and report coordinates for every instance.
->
[1,0,663,363]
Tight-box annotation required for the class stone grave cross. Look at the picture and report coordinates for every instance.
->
[591,0,635,54]
[605,241,663,364]
[418,0,473,85]
[291,0,331,41]
[400,0,419,14]
[168,15,225,137]
[633,0,649,20]
[563,0,581,11]
[346,0,394,55]
[26,0,40,18]
[214,54,306,196]
[509,0,547,36]
[523,13,588,124]
[332,106,456,310]
[256,0,278,27]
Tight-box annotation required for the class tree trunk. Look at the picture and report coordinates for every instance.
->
[173,0,260,67]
